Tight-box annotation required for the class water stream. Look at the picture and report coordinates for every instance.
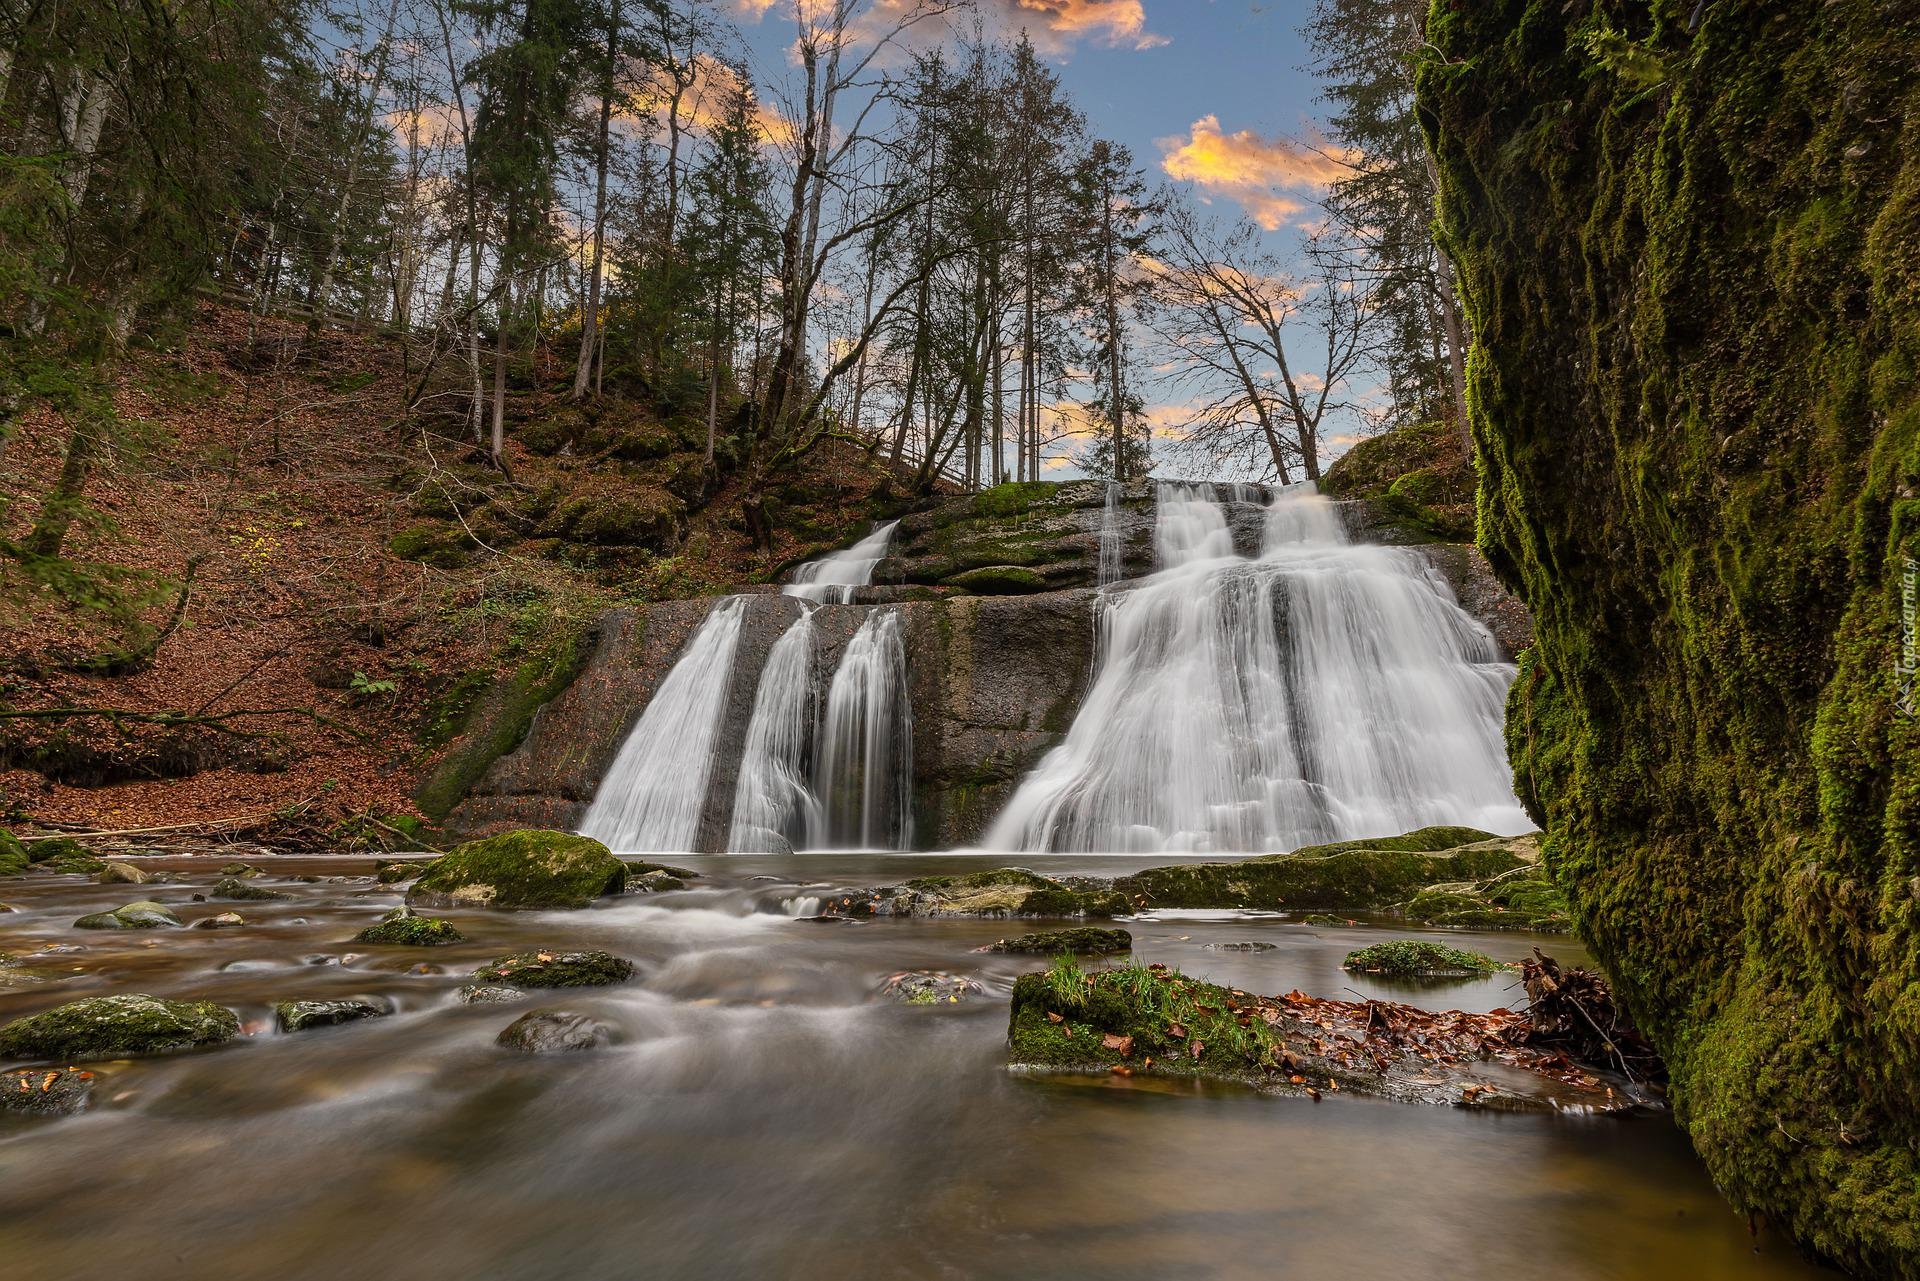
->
[784,520,901,603]
[726,609,821,854]
[988,484,1529,853]
[811,609,914,851]
[0,858,1833,1281]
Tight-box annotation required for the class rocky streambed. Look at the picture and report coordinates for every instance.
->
[0,836,1834,1280]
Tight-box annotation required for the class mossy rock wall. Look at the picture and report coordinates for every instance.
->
[1421,1,1920,1272]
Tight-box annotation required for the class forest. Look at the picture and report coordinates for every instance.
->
[0,1,1914,1280]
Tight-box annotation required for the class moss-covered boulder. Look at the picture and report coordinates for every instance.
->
[1343,939,1505,978]
[1112,828,1524,912]
[375,861,429,885]
[96,862,150,885]
[1422,2,1920,1268]
[496,1008,619,1053]
[24,835,87,865]
[191,912,246,930]
[407,830,626,910]
[879,971,984,1004]
[212,877,291,902]
[471,949,635,990]
[945,565,1051,595]
[355,906,463,946]
[73,900,182,930]
[0,831,27,877]
[388,523,474,569]
[0,994,239,1061]
[274,998,392,1033]
[985,927,1133,955]
[1404,863,1571,933]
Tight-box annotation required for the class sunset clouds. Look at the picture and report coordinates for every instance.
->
[993,0,1167,50]
[1158,115,1351,230]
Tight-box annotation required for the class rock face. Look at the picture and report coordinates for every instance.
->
[496,1008,619,1053]
[407,830,626,910]
[0,994,239,1061]
[1422,3,1919,1272]
[274,998,391,1032]
[73,900,182,930]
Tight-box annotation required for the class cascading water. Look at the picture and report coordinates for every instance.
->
[580,597,746,853]
[784,521,900,603]
[811,609,914,850]
[726,610,822,853]
[985,482,1529,854]
[1097,481,1123,587]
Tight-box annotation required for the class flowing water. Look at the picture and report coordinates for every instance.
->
[784,520,900,603]
[580,598,747,854]
[1098,480,1123,587]
[811,609,914,851]
[0,857,1833,1281]
[988,484,1530,853]
[727,609,822,854]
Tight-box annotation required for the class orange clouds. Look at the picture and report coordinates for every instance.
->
[1159,115,1352,230]
[996,0,1166,50]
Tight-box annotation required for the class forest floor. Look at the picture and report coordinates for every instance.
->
[0,304,923,840]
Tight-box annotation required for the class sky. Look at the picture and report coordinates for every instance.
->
[724,0,1354,479]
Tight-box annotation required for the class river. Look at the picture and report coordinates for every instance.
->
[0,854,1833,1280]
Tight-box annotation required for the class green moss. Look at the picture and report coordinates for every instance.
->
[970,481,1059,519]
[1342,939,1504,977]
[1323,420,1476,541]
[24,835,86,864]
[1114,830,1523,911]
[944,565,1050,595]
[407,829,626,910]
[985,927,1132,954]
[471,949,635,989]
[274,999,390,1032]
[73,900,181,930]
[355,907,463,945]
[1421,0,1920,1270]
[413,631,590,822]
[388,523,473,569]
[1008,959,1286,1080]
[0,994,239,1061]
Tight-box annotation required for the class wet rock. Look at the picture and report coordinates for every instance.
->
[46,854,108,876]
[472,950,635,990]
[356,906,464,946]
[1403,860,1571,933]
[96,862,151,885]
[1203,941,1279,952]
[274,998,393,1033]
[0,954,78,990]
[73,900,183,930]
[219,863,263,878]
[0,994,240,1061]
[407,830,626,911]
[0,1066,98,1116]
[1301,914,1357,927]
[375,861,430,885]
[829,868,1130,920]
[459,984,528,1005]
[985,927,1133,955]
[496,1008,619,1053]
[212,877,292,902]
[0,832,26,877]
[1343,939,1506,978]
[192,912,247,930]
[1112,828,1533,913]
[629,871,686,893]
[881,971,985,1004]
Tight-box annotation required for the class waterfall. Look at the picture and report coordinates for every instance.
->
[785,520,899,603]
[580,598,746,853]
[1097,481,1123,587]
[984,483,1529,854]
[727,610,822,853]
[810,609,914,850]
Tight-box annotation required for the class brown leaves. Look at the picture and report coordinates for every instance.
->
[1101,1033,1134,1057]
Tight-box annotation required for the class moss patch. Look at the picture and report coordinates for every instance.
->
[0,994,239,1061]
[407,829,626,910]
[945,565,1050,595]
[471,949,635,989]
[1114,829,1522,911]
[1343,939,1504,978]
[986,927,1133,955]
[355,907,463,946]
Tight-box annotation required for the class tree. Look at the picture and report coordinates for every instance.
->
[1304,0,1470,440]
[1072,140,1156,483]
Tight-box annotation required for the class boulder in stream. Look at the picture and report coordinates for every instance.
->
[274,998,393,1033]
[985,927,1132,955]
[212,877,292,902]
[407,830,626,911]
[0,994,240,1061]
[375,861,430,884]
[471,949,636,990]
[192,912,247,930]
[73,900,182,930]
[96,862,151,885]
[0,832,27,877]
[0,1066,98,1116]
[496,1008,620,1053]
[459,984,528,1005]
[827,868,1129,920]
[1342,939,1506,978]
[880,971,985,1004]
[355,906,463,946]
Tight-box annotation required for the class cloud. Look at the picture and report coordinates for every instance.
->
[990,0,1168,50]
[1158,115,1352,230]
[615,54,795,149]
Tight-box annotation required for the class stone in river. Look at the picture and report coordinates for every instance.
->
[0,1066,98,1116]
[880,971,984,1005]
[192,912,247,930]
[496,1008,620,1054]
[0,994,239,1061]
[355,906,463,946]
[273,998,393,1033]
[407,830,626,911]
[470,950,636,990]
[73,900,182,930]
[95,862,150,885]
[985,927,1132,955]
[212,877,292,902]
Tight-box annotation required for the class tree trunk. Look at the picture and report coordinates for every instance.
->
[573,0,620,399]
